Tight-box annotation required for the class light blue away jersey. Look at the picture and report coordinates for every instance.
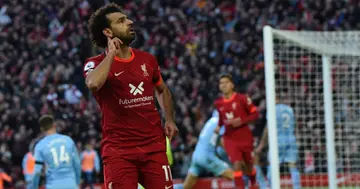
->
[276,104,296,144]
[194,116,219,153]
[32,133,81,189]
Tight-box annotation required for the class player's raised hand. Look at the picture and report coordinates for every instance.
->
[164,120,178,141]
[107,37,123,52]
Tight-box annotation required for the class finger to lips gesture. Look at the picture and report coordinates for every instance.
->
[107,37,123,52]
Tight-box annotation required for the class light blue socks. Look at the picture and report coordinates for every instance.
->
[255,165,267,189]
[290,167,301,189]
[173,183,184,189]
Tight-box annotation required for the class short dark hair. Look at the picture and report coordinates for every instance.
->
[88,3,123,48]
[219,74,234,83]
[38,115,54,131]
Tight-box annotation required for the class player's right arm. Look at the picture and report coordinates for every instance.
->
[211,104,223,146]
[210,124,222,146]
[32,143,43,189]
[85,37,122,92]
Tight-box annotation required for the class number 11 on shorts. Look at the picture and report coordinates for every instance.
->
[162,165,172,181]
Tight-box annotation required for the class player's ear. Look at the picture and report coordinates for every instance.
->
[102,28,113,38]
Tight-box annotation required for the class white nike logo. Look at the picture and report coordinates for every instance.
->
[165,185,172,189]
[114,71,124,76]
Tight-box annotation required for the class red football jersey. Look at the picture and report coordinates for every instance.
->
[214,92,258,147]
[83,48,166,163]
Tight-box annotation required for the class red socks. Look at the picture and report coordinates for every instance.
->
[248,168,257,186]
[234,171,245,189]
[233,168,257,189]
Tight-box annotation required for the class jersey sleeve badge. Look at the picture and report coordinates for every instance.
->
[84,61,95,76]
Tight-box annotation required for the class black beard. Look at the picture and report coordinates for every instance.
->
[118,35,136,46]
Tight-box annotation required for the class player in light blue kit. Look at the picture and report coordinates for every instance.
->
[256,99,301,189]
[216,126,230,164]
[174,110,234,189]
[32,115,81,189]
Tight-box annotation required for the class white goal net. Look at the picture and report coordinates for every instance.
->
[263,26,360,189]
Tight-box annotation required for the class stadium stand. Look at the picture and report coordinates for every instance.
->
[0,0,358,188]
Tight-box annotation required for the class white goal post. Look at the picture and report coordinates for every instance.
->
[263,25,360,189]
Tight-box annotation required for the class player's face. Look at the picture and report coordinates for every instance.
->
[106,12,135,46]
[219,77,234,94]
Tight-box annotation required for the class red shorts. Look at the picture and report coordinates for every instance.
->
[223,138,254,164]
[103,151,173,189]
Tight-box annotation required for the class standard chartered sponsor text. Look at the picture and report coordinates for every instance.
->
[119,96,153,108]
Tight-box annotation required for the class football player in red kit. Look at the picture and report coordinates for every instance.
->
[84,3,178,189]
[213,74,259,189]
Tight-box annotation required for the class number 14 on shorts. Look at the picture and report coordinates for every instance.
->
[162,165,172,182]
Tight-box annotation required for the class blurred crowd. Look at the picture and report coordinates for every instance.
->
[1,0,359,187]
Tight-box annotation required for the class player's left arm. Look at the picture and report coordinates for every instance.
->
[94,150,101,173]
[230,95,259,127]
[152,57,178,140]
[71,141,81,186]
[255,126,268,154]
[155,80,179,140]
[32,143,43,189]
[22,154,30,181]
